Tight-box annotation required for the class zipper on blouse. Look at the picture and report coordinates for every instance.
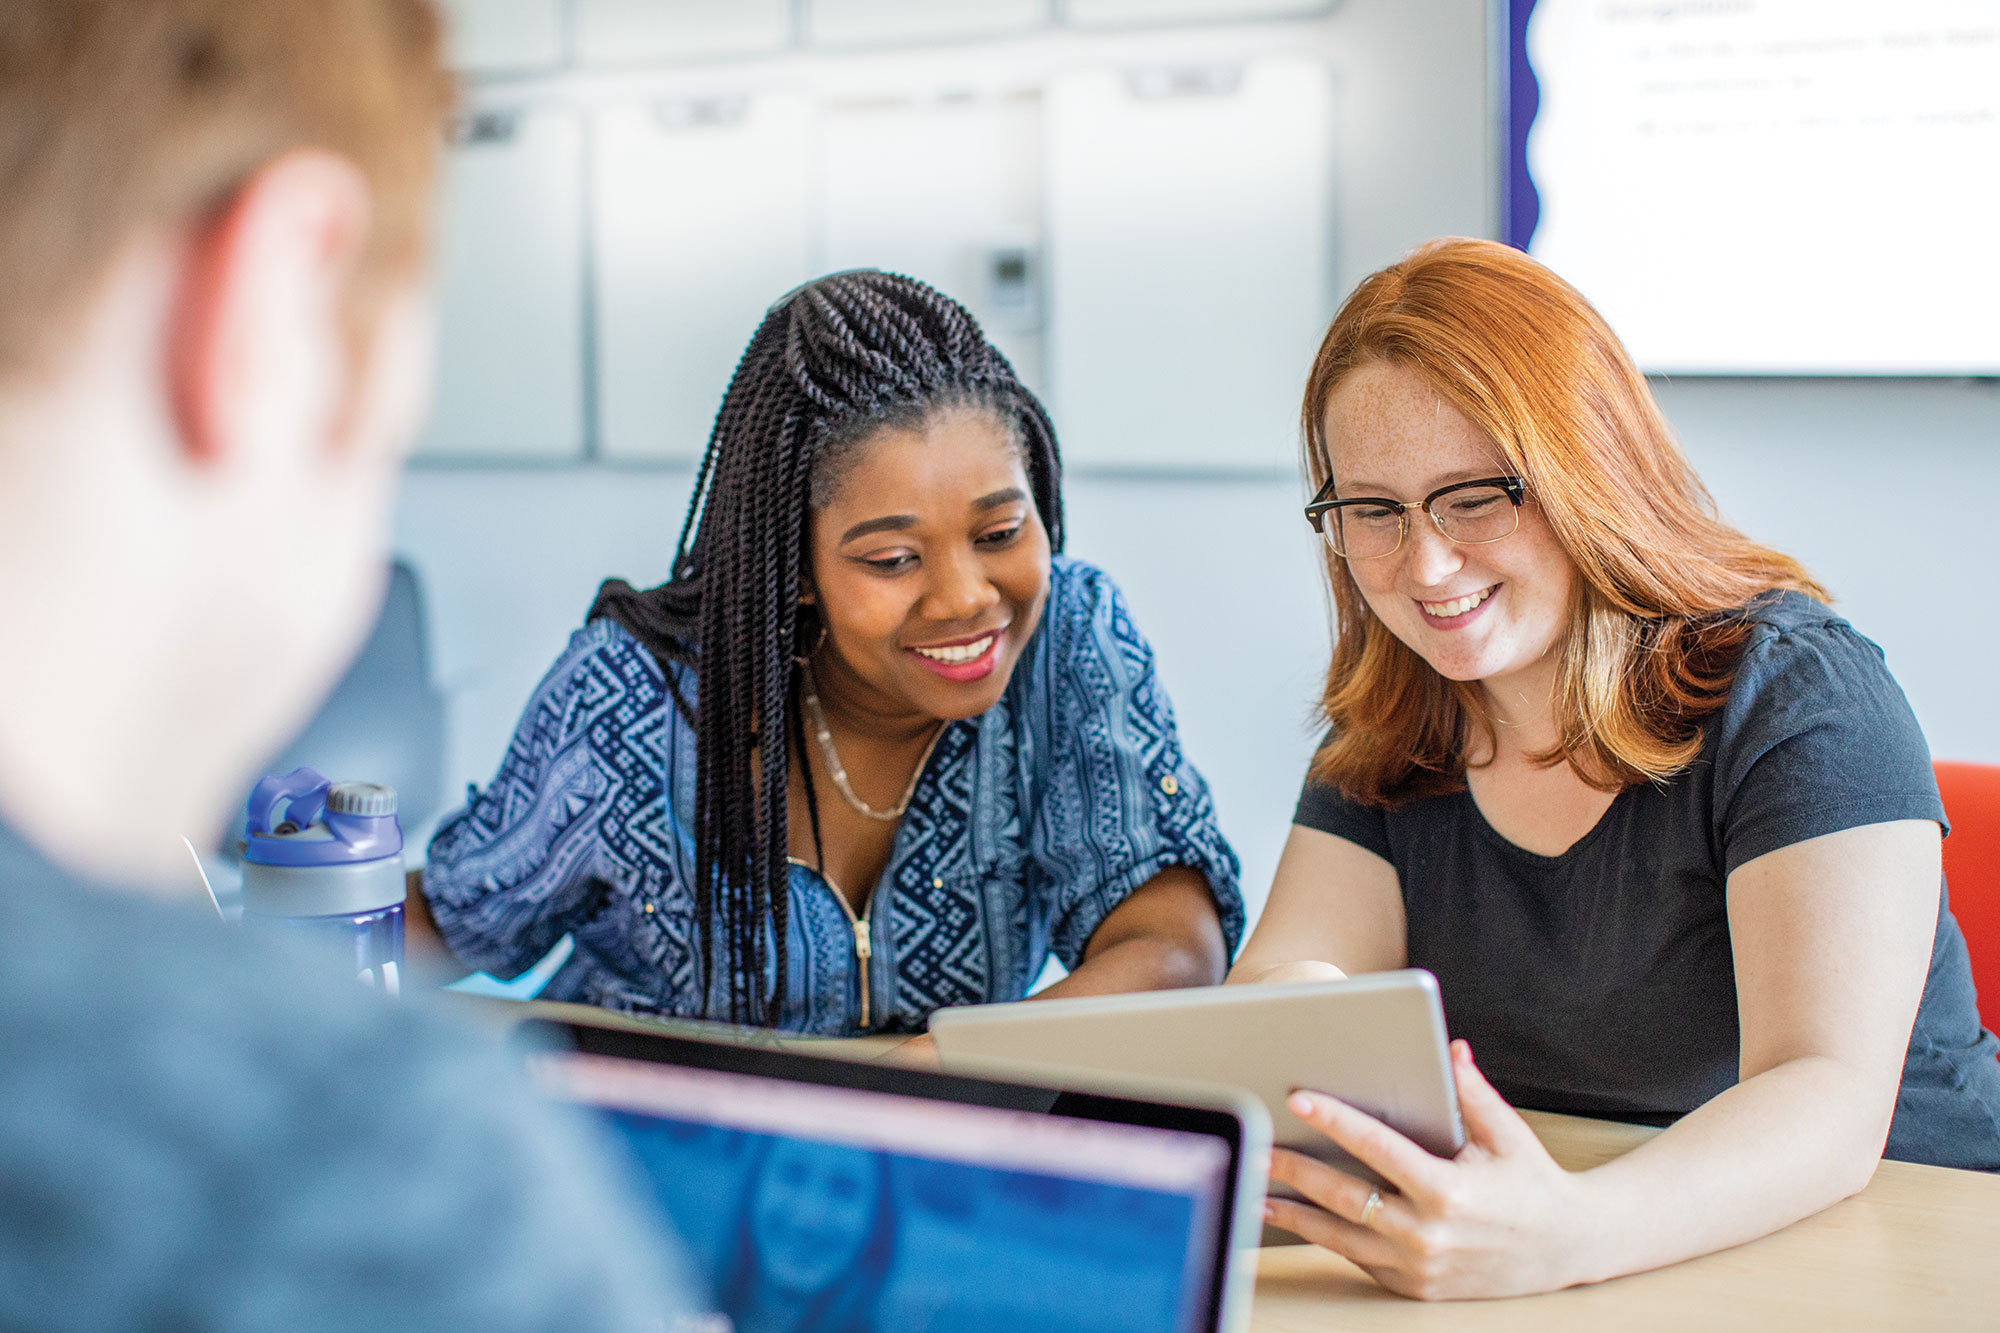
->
[849,915,873,1030]
[788,857,874,1030]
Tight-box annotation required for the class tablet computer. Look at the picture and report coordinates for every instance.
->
[930,969,1464,1192]
[519,1017,1272,1333]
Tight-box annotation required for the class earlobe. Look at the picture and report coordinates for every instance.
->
[164,151,372,469]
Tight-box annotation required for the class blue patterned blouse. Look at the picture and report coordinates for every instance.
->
[424,556,1244,1035]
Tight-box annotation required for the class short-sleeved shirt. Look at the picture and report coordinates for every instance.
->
[1295,592,2000,1171]
[0,820,692,1330]
[426,555,1245,1036]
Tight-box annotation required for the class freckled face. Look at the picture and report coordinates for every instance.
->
[1321,361,1576,697]
[807,409,1051,723]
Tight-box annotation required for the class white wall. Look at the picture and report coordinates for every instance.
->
[1658,378,2000,763]
[1318,0,1494,278]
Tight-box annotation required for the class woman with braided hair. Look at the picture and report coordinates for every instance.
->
[417,270,1241,1037]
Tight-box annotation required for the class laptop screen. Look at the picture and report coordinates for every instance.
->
[527,1032,1243,1333]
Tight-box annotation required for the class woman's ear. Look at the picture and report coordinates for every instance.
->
[792,594,827,664]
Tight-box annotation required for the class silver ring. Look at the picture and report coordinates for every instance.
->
[1358,1190,1383,1229]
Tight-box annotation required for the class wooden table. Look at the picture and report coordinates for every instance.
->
[1251,1109,2000,1331]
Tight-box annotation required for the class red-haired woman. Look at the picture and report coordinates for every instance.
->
[1230,238,2000,1298]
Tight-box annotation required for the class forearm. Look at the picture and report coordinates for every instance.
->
[1562,1056,1890,1285]
[1225,956,1289,985]
[1227,957,1349,986]
[1037,866,1228,999]
[1035,929,1222,1000]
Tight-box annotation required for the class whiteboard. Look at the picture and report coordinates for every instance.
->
[592,95,817,463]
[1520,0,2000,375]
[1046,59,1335,471]
[416,108,586,462]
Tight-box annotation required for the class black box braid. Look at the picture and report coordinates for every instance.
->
[591,270,1063,1027]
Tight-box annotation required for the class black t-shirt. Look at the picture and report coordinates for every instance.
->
[1295,592,2000,1170]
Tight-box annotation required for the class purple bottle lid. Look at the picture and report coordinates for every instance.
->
[243,766,403,868]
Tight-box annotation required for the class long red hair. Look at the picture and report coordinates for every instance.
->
[1304,239,1825,805]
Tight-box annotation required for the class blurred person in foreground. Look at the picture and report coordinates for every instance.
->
[0,3,689,1327]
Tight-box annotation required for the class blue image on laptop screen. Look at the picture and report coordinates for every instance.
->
[534,1052,1233,1333]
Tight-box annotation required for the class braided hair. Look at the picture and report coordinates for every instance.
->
[591,270,1063,1026]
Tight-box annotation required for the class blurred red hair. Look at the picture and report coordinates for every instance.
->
[1303,238,1825,805]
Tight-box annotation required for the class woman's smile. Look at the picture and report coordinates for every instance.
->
[1415,583,1500,628]
[906,625,1008,681]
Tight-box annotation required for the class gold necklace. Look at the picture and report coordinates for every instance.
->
[799,666,944,822]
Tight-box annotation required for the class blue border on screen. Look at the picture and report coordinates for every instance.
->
[1506,0,1541,251]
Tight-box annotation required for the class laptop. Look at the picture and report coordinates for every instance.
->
[519,1018,1272,1333]
[929,969,1464,1194]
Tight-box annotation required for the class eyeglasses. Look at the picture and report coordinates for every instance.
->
[1303,475,1526,560]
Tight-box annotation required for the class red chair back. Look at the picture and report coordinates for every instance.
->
[1933,761,2000,1037]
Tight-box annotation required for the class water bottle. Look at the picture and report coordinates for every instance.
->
[240,766,405,994]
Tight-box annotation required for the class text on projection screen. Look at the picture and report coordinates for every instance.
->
[1523,0,2000,375]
